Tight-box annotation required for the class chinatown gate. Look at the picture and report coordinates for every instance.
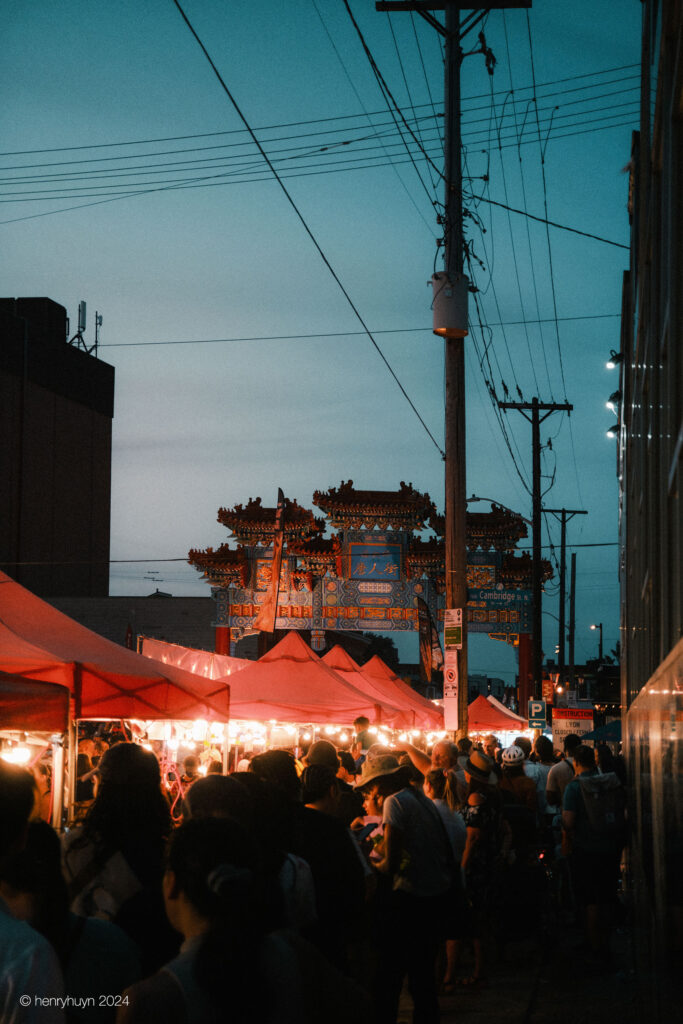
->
[189,482,551,706]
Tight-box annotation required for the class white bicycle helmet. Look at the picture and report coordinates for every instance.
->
[501,744,525,766]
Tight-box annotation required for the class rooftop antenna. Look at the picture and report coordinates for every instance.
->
[68,299,101,355]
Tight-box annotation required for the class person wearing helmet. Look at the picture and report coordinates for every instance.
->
[499,746,537,813]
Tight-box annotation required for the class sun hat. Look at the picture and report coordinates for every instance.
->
[501,745,525,766]
[463,749,494,782]
[354,753,403,789]
[304,739,340,772]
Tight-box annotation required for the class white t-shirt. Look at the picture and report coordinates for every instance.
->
[546,758,575,810]
[382,788,451,897]
[0,900,65,1023]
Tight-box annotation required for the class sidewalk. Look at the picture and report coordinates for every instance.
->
[398,922,639,1024]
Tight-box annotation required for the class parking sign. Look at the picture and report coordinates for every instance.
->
[528,699,547,728]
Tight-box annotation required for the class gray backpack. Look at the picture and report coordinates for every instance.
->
[578,771,627,839]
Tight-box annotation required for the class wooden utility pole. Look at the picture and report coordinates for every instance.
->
[377,2,531,737]
[568,551,577,691]
[498,399,572,697]
[545,508,587,682]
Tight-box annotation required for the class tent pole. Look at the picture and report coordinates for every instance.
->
[51,733,65,831]
[66,713,78,826]
[222,723,230,774]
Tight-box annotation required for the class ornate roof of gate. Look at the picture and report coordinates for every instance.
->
[313,480,435,531]
[187,544,250,587]
[429,503,528,551]
[216,496,324,546]
[500,551,553,586]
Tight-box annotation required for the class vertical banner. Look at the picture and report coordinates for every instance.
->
[443,608,463,731]
[419,598,445,683]
[253,488,285,633]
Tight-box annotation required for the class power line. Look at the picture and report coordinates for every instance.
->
[97,313,620,349]
[170,0,445,459]
[0,62,639,158]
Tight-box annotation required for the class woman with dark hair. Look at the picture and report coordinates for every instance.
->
[118,816,282,1023]
[423,769,466,862]
[62,742,177,974]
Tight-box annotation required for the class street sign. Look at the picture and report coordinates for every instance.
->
[443,650,459,731]
[444,608,463,649]
[528,699,547,729]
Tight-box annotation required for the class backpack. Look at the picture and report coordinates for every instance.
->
[578,771,627,840]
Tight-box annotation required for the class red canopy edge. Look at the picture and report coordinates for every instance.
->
[0,571,230,721]
[0,672,70,732]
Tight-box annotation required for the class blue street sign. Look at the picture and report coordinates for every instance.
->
[528,699,547,729]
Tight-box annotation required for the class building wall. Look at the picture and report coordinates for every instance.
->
[47,596,216,651]
[619,3,682,1015]
[0,297,114,597]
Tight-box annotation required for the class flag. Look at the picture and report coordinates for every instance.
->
[418,597,444,682]
[253,488,285,634]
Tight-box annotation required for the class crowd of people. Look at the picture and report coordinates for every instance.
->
[0,720,628,1024]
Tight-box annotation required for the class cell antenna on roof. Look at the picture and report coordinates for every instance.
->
[68,299,101,356]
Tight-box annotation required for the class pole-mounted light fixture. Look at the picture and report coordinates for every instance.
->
[606,390,622,413]
[606,423,620,437]
[606,349,623,369]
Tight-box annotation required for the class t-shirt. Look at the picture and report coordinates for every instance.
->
[546,758,575,808]
[382,788,451,897]
[0,900,65,1023]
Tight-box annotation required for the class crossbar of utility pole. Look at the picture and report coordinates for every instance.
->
[499,399,573,698]
[376,2,531,11]
[544,508,587,682]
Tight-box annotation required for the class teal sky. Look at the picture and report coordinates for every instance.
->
[2,1,640,677]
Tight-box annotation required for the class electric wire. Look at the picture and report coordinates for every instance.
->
[310,0,435,233]
[0,61,639,159]
[385,10,439,195]
[96,312,620,349]
[526,9,585,508]
[170,0,444,460]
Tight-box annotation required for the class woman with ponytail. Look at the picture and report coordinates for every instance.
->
[117,816,299,1024]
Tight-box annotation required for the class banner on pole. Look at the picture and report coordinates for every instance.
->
[253,488,285,634]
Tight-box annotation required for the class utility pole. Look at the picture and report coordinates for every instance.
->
[545,508,587,683]
[568,551,577,692]
[377,1,531,737]
[499,399,572,697]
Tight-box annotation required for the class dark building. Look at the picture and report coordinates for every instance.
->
[0,297,114,596]
[617,2,682,1015]
[47,594,215,651]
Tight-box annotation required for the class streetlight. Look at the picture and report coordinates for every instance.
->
[467,495,531,525]
[590,623,603,663]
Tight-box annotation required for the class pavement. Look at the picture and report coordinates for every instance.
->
[397,920,639,1024]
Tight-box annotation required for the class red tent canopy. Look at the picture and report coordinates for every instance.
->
[321,646,414,728]
[0,671,70,732]
[219,631,402,725]
[0,571,230,721]
[361,655,444,729]
[467,695,526,732]
[139,636,250,679]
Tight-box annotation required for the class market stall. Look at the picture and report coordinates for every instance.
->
[323,646,443,731]
[360,654,445,729]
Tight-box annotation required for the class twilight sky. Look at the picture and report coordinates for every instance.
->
[2,1,640,678]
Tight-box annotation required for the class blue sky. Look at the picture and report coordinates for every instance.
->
[2,1,640,678]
